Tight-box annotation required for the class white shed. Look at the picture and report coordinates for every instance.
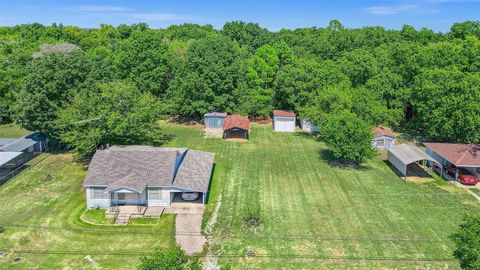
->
[273,110,296,132]
[300,119,318,133]
[372,126,397,150]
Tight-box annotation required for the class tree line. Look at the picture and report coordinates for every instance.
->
[0,20,479,160]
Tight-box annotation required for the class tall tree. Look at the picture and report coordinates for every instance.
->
[14,50,91,137]
[115,30,172,96]
[321,112,375,165]
[56,81,164,159]
[411,68,480,142]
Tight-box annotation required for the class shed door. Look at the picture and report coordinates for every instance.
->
[275,118,294,132]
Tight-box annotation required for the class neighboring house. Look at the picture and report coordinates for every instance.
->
[300,118,318,133]
[223,114,250,140]
[424,143,480,181]
[273,110,296,132]
[204,112,227,129]
[84,146,215,209]
[372,126,397,150]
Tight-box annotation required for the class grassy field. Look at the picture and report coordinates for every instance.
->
[163,123,480,269]
[0,123,30,138]
[1,123,480,269]
[0,153,175,269]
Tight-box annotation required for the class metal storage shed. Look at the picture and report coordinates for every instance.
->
[273,110,296,132]
[387,144,439,180]
[204,112,227,129]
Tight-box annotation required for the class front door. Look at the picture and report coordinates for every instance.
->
[117,193,126,205]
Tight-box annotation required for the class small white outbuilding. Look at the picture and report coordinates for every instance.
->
[300,119,318,133]
[273,110,296,132]
[372,126,397,150]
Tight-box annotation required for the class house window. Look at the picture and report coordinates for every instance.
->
[149,189,162,200]
[92,188,106,199]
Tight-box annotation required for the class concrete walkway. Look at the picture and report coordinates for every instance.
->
[175,211,205,255]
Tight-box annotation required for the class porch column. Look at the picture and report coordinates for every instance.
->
[455,168,459,182]
[202,192,206,205]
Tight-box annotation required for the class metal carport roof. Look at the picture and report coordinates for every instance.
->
[387,144,439,177]
[0,152,23,167]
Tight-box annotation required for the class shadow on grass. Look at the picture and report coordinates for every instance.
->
[168,115,202,125]
[319,148,369,170]
[293,131,319,141]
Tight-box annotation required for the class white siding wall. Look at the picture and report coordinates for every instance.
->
[111,189,147,205]
[86,187,110,209]
[147,188,173,207]
[387,151,407,176]
[273,116,296,132]
[373,136,396,150]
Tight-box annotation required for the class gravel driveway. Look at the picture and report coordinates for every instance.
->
[175,211,206,255]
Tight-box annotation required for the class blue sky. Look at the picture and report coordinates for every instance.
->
[0,0,478,32]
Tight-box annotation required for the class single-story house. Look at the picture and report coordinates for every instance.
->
[387,144,439,180]
[273,110,296,132]
[372,126,397,150]
[204,112,227,129]
[300,118,318,133]
[223,114,250,140]
[83,146,215,209]
[424,143,480,181]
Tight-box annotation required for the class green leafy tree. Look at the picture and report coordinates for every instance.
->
[338,48,379,87]
[14,50,91,138]
[302,85,352,127]
[411,68,480,142]
[243,44,282,117]
[274,58,350,110]
[116,30,172,96]
[56,81,164,159]
[222,21,272,51]
[138,246,200,270]
[451,215,480,270]
[349,87,401,126]
[321,112,375,165]
[167,35,242,116]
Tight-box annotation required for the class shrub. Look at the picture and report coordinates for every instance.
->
[451,214,480,269]
[243,207,262,228]
[138,246,200,270]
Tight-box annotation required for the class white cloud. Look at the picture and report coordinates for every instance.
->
[70,5,129,12]
[364,4,438,15]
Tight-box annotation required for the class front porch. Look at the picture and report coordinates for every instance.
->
[106,205,165,225]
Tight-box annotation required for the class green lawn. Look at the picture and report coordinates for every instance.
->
[0,123,30,138]
[0,153,175,269]
[1,123,479,269]
[163,123,480,269]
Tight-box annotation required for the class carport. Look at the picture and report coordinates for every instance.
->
[387,144,440,180]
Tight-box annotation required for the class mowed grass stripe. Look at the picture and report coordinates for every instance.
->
[159,124,480,269]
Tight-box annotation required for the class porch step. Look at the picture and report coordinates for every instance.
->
[115,213,131,225]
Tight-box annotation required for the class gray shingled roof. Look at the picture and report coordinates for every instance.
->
[0,138,37,152]
[84,146,214,193]
[174,150,215,192]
